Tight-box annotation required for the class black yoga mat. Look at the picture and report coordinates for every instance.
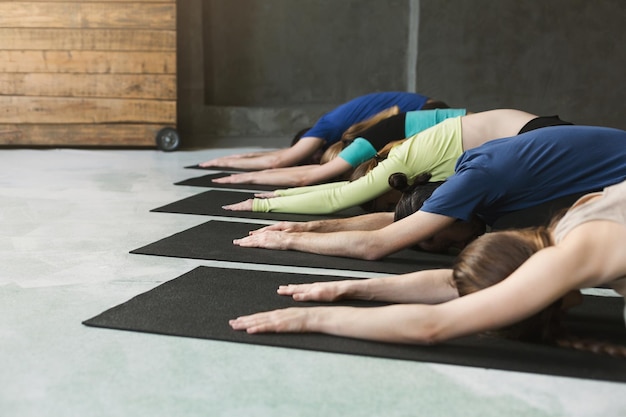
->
[185,164,252,172]
[83,266,626,382]
[130,220,454,274]
[152,190,368,222]
[176,173,278,192]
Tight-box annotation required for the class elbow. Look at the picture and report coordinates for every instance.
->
[410,306,454,345]
[359,242,390,261]
[293,176,312,187]
[362,251,385,261]
[415,325,446,345]
[268,158,286,169]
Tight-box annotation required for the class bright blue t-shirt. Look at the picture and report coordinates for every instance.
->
[420,125,626,225]
[304,92,429,148]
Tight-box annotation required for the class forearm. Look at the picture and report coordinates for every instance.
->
[346,270,458,304]
[284,229,395,260]
[260,156,405,214]
[304,212,394,233]
[309,304,440,344]
[249,165,322,187]
[278,181,348,196]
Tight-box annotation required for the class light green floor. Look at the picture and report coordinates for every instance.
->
[1,148,624,417]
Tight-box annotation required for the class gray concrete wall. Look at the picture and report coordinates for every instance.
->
[178,0,417,148]
[417,0,625,129]
[177,0,625,149]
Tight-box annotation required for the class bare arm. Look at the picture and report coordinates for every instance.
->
[232,221,626,344]
[246,212,395,235]
[199,137,324,170]
[212,157,353,187]
[278,268,457,304]
[235,210,455,260]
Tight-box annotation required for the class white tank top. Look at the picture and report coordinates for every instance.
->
[553,180,626,325]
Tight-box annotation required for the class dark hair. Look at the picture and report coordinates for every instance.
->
[348,140,407,183]
[419,100,451,110]
[452,228,626,357]
[290,127,313,146]
[390,172,444,221]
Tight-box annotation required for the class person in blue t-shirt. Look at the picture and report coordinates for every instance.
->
[232,125,626,259]
[198,92,448,170]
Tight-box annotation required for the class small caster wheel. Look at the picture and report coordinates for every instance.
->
[156,127,180,152]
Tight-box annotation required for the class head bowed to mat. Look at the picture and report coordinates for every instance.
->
[84,266,626,383]
[130,220,453,275]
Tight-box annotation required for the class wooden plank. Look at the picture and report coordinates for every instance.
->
[0,97,176,124]
[0,0,173,3]
[0,3,175,30]
[0,73,176,99]
[0,51,175,74]
[0,28,175,51]
[0,123,165,147]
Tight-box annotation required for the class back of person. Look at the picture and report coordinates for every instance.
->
[305,92,431,149]
[421,125,626,225]
[459,109,538,150]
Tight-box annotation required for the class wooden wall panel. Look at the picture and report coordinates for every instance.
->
[0,97,176,124]
[0,124,166,146]
[0,74,176,99]
[0,29,176,51]
[0,0,177,148]
[0,2,175,29]
[0,51,175,74]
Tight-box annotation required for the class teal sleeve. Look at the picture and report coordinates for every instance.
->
[253,149,411,214]
[404,108,467,137]
[337,138,377,167]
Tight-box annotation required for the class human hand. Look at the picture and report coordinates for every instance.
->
[222,199,254,211]
[212,173,253,184]
[278,281,346,302]
[249,221,309,234]
[198,154,246,168]
[233,231,290,249]
[229,307,314,334]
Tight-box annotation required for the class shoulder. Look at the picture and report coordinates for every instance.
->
[554,220,626,288]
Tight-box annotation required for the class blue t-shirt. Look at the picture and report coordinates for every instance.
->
[420,125,626,225]
[304,92,429,148]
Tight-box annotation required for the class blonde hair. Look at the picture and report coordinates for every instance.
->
[319,141,345,165]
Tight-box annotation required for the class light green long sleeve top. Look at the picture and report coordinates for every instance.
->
[253,117,464,214]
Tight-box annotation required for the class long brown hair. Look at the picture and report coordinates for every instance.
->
[452,228,626,357]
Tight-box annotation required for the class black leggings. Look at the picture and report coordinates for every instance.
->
[518,115,574,134]
[356,113,407,151]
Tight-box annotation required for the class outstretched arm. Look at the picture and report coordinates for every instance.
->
[278,268,457,304]
[232,221,625,344]
[199,137,324,170]
[212,157,353,187]
[234,210,456,260]
[242,148,411,214]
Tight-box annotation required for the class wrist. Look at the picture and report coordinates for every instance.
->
[336,280,356,299]
[305,220,323,232]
